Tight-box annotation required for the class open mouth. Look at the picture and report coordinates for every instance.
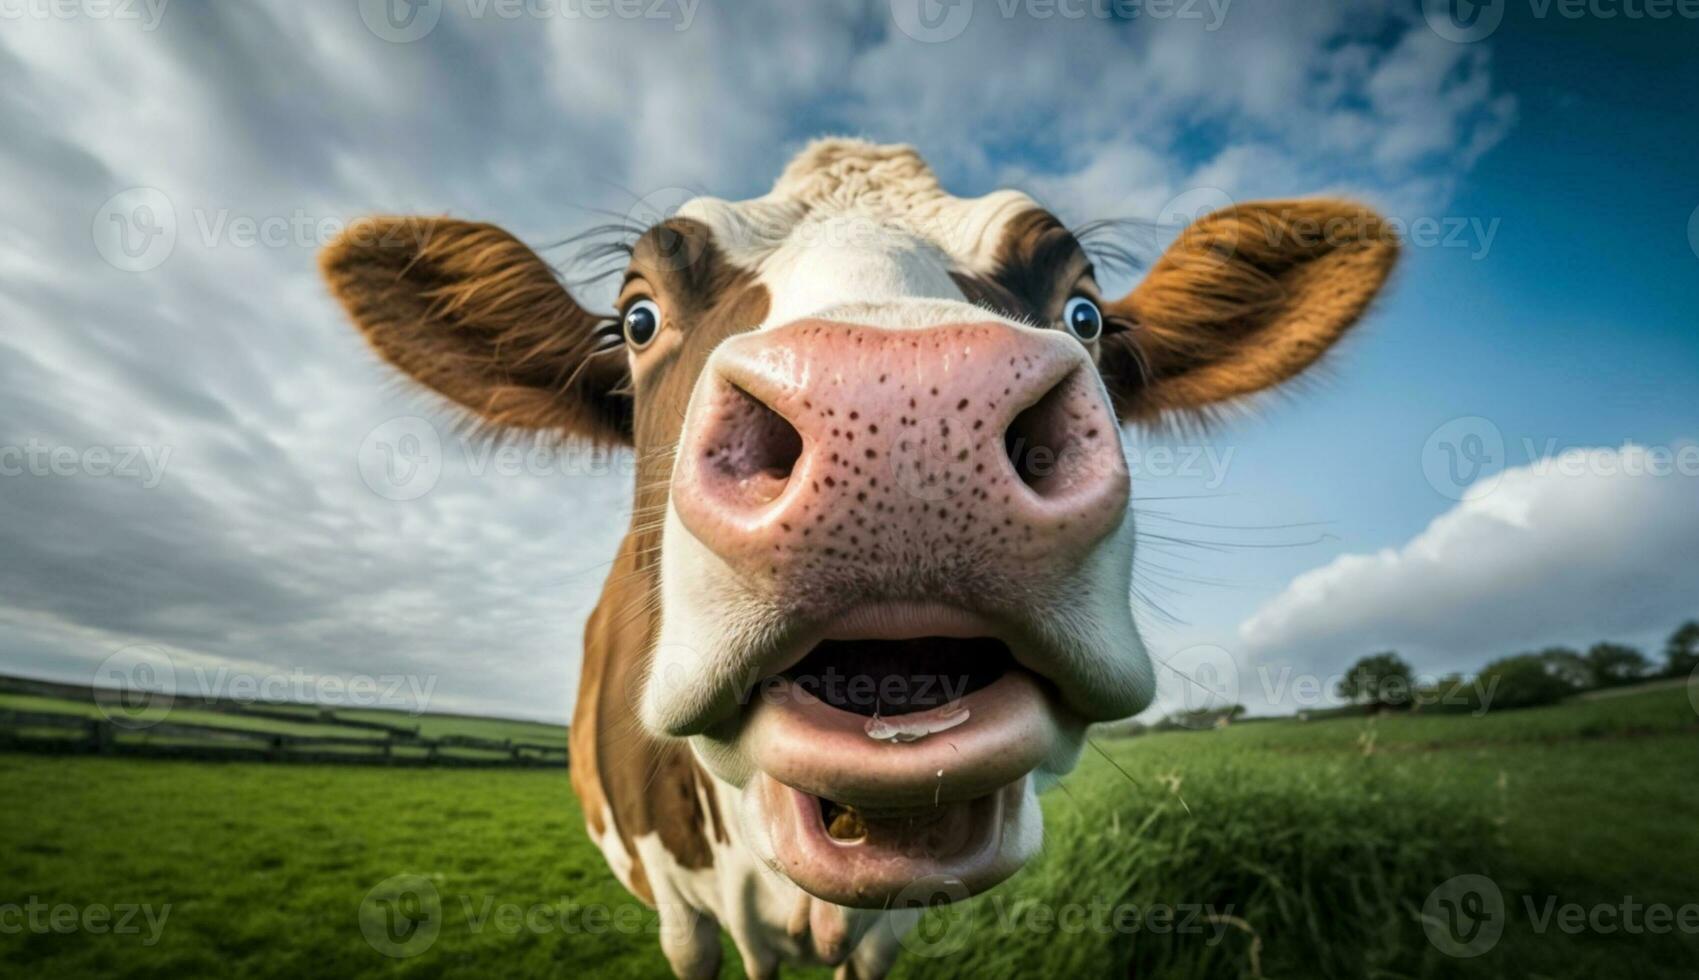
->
[754,772,1028,908]
[737,618,1061,907]
[781,636,1016,717]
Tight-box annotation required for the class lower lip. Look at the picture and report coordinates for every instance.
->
[754,771,1028,908]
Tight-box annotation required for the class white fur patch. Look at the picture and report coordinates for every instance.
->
[673,138,1038,331]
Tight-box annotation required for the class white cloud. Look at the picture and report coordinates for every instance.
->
[1238,445,1699,682]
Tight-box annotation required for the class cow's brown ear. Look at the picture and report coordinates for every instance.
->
[1100,199,1398,424]
[320,216,631,444]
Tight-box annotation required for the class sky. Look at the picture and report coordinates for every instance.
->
[1,0,1695,723]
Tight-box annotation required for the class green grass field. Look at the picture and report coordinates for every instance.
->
[2,687,1695,979]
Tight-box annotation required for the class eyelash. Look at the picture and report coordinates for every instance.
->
[1100,312,1133,336]
[598,291,655,351]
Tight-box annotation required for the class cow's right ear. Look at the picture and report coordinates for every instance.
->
[320,216,632,445]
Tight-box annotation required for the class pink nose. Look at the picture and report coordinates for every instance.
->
[672,319,1129,592]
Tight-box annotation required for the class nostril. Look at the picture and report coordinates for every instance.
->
[700,385,803,506]
[1002,369,1106,499]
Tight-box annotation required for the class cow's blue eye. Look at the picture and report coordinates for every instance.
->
[623,299,660,349]
[1063,295,1103,343]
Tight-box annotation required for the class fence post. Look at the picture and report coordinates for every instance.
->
[89,719,115,754]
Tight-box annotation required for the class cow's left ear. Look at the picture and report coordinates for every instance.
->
[1100,199,1398,423]
[320,216,632,444]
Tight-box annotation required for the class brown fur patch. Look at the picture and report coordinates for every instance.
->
[319,216,631,443]
[1103,198,1400,422]
[953,208,1093,325]
[568,218,769,897]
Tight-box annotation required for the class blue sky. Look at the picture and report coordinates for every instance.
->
[0,1,1694,721]
[1123,7,1699,714]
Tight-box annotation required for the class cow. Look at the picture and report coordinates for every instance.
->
[321,138,1397,978]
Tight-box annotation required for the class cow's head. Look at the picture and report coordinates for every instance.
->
[323,140,1396,908]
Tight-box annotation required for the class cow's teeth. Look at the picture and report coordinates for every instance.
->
[863,702,969,742]
[823,802,868,841]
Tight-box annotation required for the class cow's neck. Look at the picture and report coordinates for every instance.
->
[570,527,728,905]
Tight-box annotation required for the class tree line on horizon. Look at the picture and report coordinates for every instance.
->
[1335,618,1699,713]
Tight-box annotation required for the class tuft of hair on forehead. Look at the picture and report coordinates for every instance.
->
[769,138,949,217]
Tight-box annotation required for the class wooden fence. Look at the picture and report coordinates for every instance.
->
[0,676,568,769]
